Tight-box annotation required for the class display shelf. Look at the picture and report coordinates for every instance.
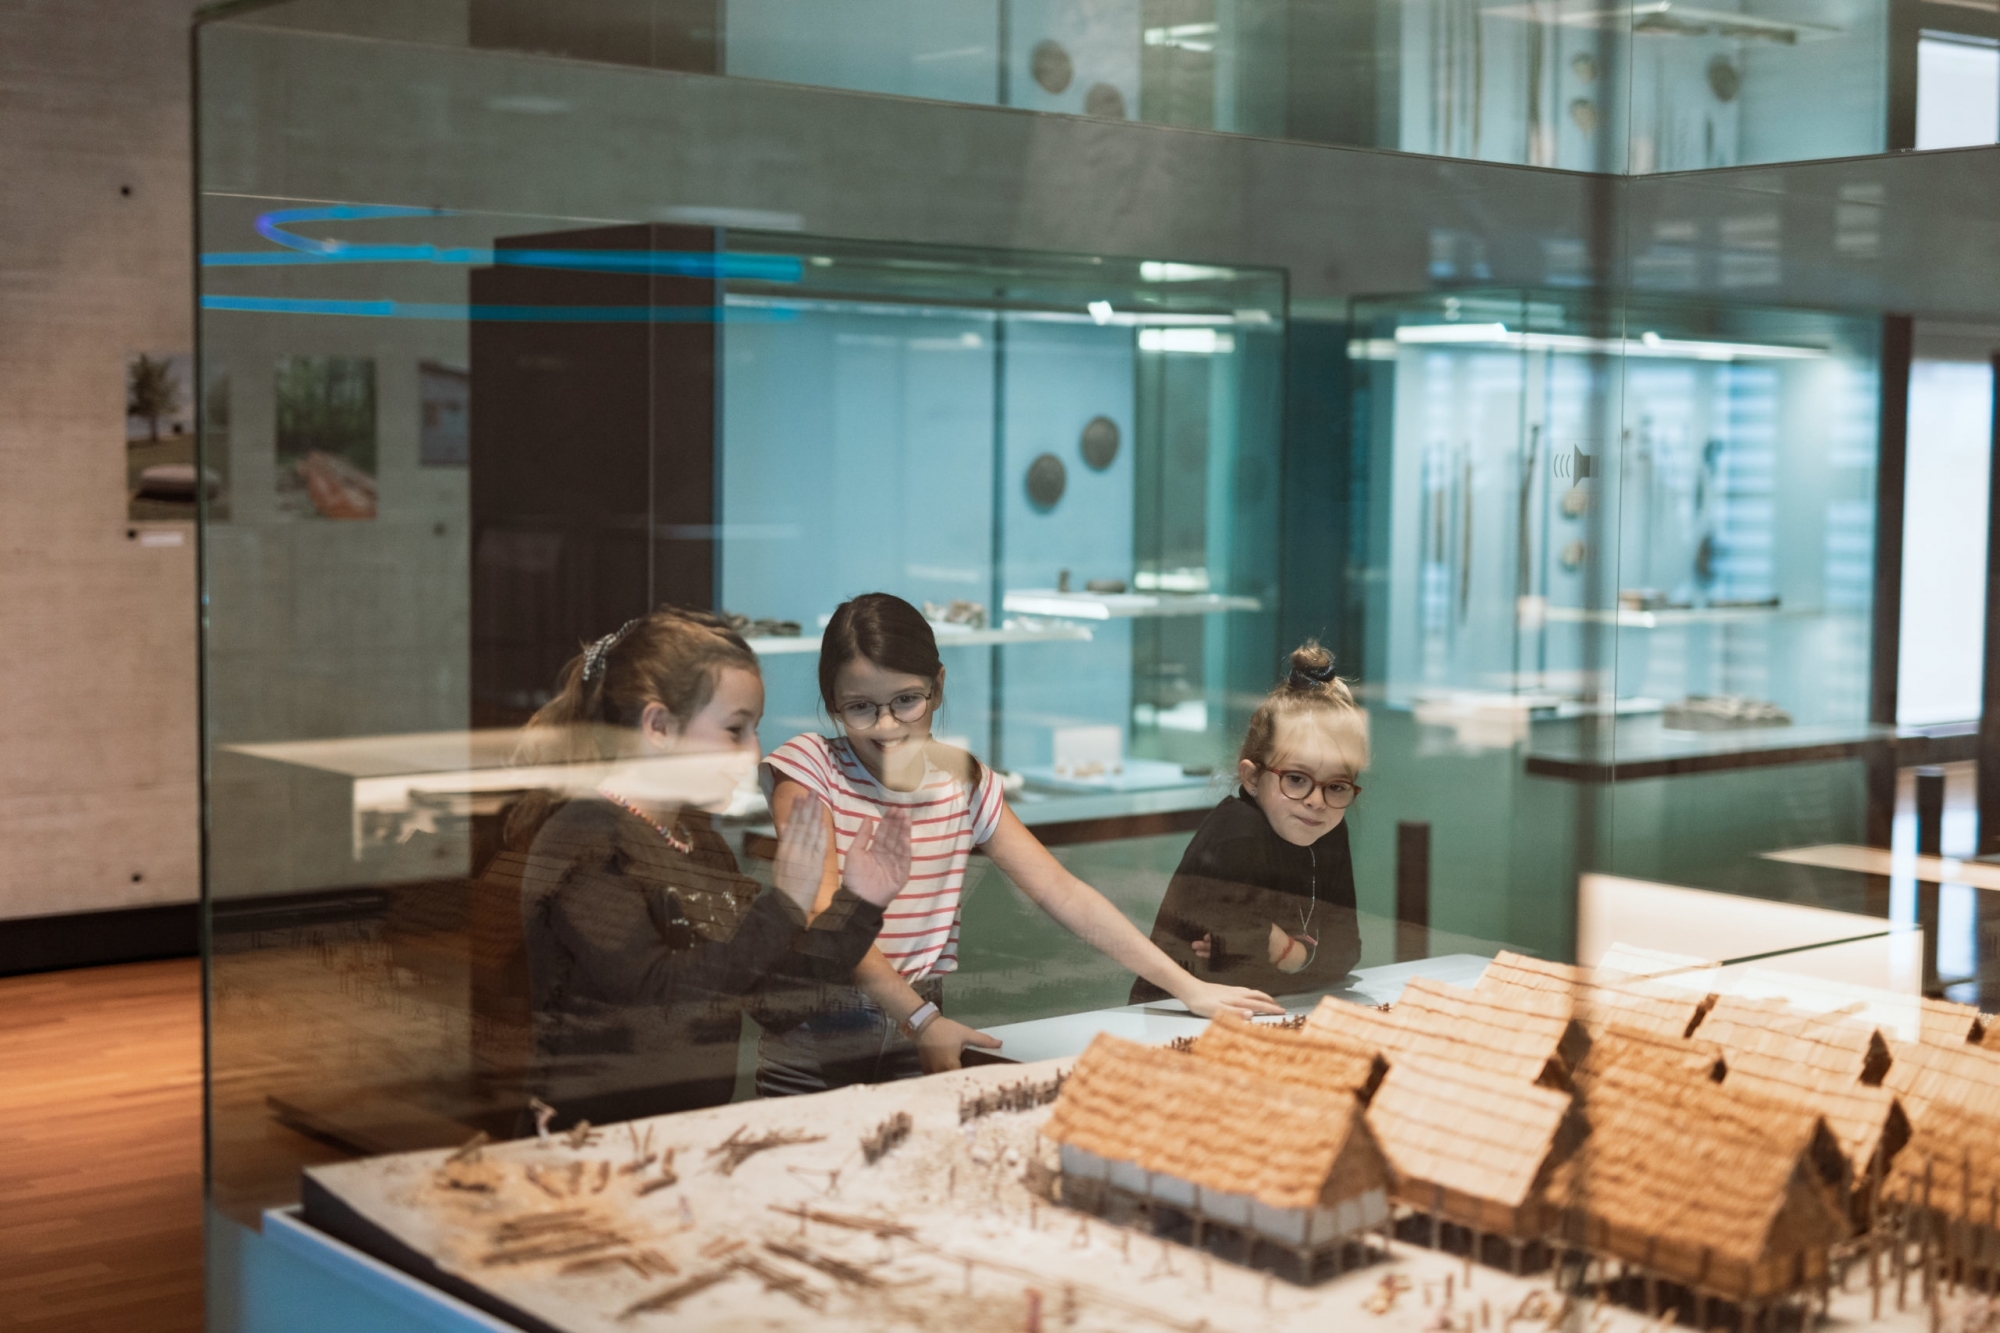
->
[1524,716,1894,782]
[744,621,1094,655]
[1539,604,1822,629]
[1000,589,1262,620]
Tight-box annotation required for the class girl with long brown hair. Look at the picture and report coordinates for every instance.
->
[515,607,910,1126]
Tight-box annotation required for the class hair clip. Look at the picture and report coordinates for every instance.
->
[581,618,643,685]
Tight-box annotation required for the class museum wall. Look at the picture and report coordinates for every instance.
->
[0,0,209,928]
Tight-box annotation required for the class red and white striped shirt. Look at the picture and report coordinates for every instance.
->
[762,734,1005,982]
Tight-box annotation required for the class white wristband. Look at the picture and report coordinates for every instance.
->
[901,1001,941,1038]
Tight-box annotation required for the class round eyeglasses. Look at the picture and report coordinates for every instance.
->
[1257,765,1361,809]
[835,689,933,730]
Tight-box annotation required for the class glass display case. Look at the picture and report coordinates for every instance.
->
[194,1,2000,1331]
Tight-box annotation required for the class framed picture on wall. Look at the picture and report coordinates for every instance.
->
[275,355,378,520]
[419,360,469,466]
[127,351,228,521]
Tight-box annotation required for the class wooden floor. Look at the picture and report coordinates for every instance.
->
[0,959,202,1332]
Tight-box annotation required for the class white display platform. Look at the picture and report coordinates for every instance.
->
[244,953,1492,1331]
[975,953,1492,1064]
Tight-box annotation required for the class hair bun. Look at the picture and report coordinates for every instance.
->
[1286,641,1338,690]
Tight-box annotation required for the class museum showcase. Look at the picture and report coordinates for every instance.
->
[194,1,2000,1329]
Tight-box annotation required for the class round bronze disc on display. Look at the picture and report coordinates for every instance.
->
[1569,98,1598,134]
[1031,40,1073,94]
[1085,82,1126,119]
[1026,452,1067,510]
[1080,416,1120,470]
[1707,55,1741,103]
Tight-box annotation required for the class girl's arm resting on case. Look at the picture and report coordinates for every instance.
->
[980,805,1283,1018]
[848,945,1000,1073]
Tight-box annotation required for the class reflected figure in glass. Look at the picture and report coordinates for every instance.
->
[508,609,911,1129]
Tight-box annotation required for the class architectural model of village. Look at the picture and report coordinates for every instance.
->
[303,949,2000,1333]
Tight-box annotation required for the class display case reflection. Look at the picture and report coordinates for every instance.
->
[1350,290,1880,765]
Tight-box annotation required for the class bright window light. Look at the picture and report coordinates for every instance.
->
[1917,33,2000,150]
[1138,328,1235,354]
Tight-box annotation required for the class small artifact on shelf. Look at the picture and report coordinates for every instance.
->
[722,611,803,638]
[922,598,987,629]
[1661,695,1792,731]
[1083,578,1127,594]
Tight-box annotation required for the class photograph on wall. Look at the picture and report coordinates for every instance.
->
[127,351,229,521]
[418,360,469,466]
[275,355,378,519]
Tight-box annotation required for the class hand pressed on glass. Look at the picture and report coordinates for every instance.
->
[772,795,912,911]
[840,804,912,907]
[771,793,831,915]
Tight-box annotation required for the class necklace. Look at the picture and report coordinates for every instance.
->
[1292,845,1320,966]
[597,787,694,855]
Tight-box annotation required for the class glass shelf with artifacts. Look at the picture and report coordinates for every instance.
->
[1348,288,1883,774]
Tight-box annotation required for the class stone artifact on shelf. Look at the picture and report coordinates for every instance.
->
[1661,695,1792,731]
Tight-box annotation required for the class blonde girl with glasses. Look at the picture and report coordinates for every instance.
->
[757,593,1283,1096]
[1128,641,1368,1004]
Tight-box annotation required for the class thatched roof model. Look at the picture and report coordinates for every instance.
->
[1921,996,1988,1047]
[1310,979,1590,1091]
[1547,1057,1851,1300]
[1362,1052,1584,1237]
[1691,996,1892,1085]
[1187,1011,1387,1103]
[1571,1024,1726,1091]
[1475,952,1713,1041]
[1884,1096,2000,1221]
[1715,1045,1906,1186]
[1043,1034,1389,1214]
[1884,1038,2000,1122]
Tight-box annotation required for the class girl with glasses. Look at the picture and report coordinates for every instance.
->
[758,593,1282,1095]
[1129,640,1367,1004]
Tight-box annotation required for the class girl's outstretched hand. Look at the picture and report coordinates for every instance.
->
[1177,979,1285,1019]
[915,1016,1003,1073]
[842,806,912,908]
[771,792,829,915]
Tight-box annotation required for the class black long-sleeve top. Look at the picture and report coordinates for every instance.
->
[1129,791,1362,1004]
[522,797,882,1124]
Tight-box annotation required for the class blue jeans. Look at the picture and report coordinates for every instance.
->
[754,979,940,1097]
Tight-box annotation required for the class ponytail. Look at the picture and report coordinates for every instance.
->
[504,607,758,847]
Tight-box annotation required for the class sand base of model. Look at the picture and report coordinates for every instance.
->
[302,1059,1965,1332]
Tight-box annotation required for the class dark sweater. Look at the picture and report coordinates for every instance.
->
[522,797,882,1124]
[1129,791,1361,1004]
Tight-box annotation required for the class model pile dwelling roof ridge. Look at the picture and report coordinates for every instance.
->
[1042,1032,1390,1215]
[1691,994,1895,1084]
[1187,1010,1387,1103]
[1569,1023,1727,1092]
[1883,1034,2000,1121]
[1358,1048,1586,1239]
[1545,1053,1853,1302]
[1474,950,1716,1041]
[1306,977,1589,1091]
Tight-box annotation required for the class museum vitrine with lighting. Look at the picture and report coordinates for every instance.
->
[193,1,2000,1331]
